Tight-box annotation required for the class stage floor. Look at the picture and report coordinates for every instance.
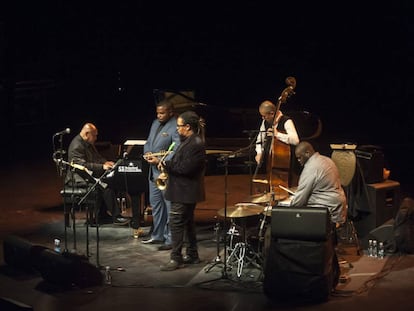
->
[1,158,414,311]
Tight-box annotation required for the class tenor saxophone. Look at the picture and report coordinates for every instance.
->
[154,142,176,190]
[155,165,168,190]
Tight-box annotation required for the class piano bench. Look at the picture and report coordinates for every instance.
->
[60,187,97,212]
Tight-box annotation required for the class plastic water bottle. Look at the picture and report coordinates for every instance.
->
[54,239,61,253]
[368,239,373,257]
[104,266,112,285]
[372,240,378,258]
[378,241,385,259]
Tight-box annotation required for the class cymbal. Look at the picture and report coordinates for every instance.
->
[249,192,287,203]
[217,203,264,218]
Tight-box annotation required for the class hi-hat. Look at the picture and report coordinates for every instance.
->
[249,192,287,203]
[217,203,264,218]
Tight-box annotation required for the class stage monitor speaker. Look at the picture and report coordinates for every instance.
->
[34,249,103,288]
[263,236,338,303]
[355,145,384,184]
[366,220,396,252]
[0,297,33,311]
[3,235,47,272]
[271,207,331,241]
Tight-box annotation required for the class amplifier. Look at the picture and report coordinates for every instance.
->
[355,145,384,184]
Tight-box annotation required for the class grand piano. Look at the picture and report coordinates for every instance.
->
[104,140,149,229]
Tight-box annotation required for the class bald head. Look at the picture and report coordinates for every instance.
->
[295,141,315,166]
[259,100,278,125]
[80,123,98,144]
[259,100,276,114]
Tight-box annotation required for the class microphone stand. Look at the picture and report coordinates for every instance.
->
[52,133,72,253]
[55,159,90,255]
[204,150,244,278]
[241,130,261,195]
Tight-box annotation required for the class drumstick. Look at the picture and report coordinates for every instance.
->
[278,185,295,195]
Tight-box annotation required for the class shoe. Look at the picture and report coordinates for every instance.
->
[141,238,163,244]
[160,259,184,271]
[113,216,130,225]
[183,255,201,264]
[158,244,172,251]
[133,228,144,239]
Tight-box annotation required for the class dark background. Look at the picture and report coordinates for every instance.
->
[1,2,412,185]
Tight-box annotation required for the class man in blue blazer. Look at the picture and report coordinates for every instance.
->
[142,101,180,250]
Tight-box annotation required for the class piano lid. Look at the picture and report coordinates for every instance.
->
[122,140,147,159]
[124,139,146,146]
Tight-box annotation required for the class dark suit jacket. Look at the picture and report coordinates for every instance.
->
[164,134,206,204]
[65,134,107,185]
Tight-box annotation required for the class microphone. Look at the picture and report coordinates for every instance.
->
[114,158,123,167]
[54,128,71,136]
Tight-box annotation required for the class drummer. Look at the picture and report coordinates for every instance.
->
[290,141,347,225]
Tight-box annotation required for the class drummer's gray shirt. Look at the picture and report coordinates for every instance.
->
[290,152,347,224]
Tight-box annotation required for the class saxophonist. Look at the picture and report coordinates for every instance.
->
[142,101,180,249]
[159,111,206,271]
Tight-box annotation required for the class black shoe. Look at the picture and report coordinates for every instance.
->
[183,255,201,264]
[158,244,172,251]
[160,260,184,271]
[141,238,163,244]
[113,216,130,225]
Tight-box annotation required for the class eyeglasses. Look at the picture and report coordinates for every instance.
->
[176,124,186,128]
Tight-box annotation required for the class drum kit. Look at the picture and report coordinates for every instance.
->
[204,148,291,278]
[215,190,287,278]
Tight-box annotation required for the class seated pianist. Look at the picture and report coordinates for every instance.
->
[65,123,130,226]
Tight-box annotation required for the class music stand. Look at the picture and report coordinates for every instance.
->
[78,159,122,267]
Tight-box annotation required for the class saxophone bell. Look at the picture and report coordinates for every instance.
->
[155,166,168,191]
[154,142,176,190]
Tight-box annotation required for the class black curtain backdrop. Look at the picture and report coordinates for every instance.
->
[1,1,413,184]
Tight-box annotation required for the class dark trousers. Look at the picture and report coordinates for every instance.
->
[84,185,120,221]
[170,202,198,262]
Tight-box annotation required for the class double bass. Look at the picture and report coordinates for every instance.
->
[253,77,297,199]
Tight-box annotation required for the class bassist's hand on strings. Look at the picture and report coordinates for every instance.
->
[266,127,280,138]
[266,127,274,137]
[255,153,262,164]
